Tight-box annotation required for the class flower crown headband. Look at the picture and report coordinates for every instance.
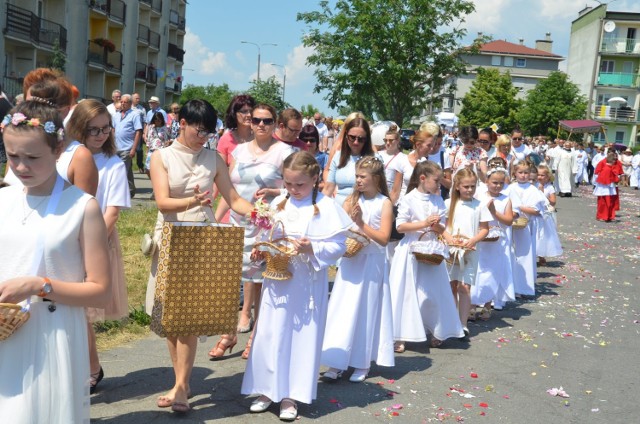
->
[486,166,508,177]
[0,113,65,141]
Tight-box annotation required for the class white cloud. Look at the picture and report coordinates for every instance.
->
[183,27,229,75]
[284,44,316,87]
[465,0,510,35]
[539,0,586,20]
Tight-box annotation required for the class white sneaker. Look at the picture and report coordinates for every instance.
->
[323,367,343,380]
[349,368,369,383]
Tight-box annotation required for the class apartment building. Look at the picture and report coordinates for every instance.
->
[1,0,186,107]
[567,4,640,147]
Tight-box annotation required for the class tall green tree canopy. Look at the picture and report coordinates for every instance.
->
[459,67,522,133]
[517,71,587,138]
[298,0,476,126]
[247,76,288,111]
[180,83,235,117]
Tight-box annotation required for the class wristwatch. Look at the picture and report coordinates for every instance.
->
[37,277,53,298]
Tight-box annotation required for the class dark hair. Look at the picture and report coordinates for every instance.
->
[458,126,478,143]
[479,127,497,142]
[252,103,277,122]
[224,94,256,129]
[299,124,319,143]
[152,111,165,126]
[3,100,64,152]
[338,118,374,168]
[179,99,218,133]
[406,160,442,193]
[66,99,116,156]
[278,151,321,215]
[278,108,302,125]
[511,128,523,136]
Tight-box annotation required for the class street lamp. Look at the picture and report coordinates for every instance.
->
[270,63,286,104]
[241,41,278,82]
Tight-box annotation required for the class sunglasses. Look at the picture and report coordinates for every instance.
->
[512,137,524,141]
[87,125,112,136]
[251,117,275,126]
[302,138,317,143]
[384,138,397,143]
[237,108,252,115]
[346,134,367,143]
[478,140,490,144]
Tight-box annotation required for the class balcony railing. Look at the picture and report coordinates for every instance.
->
[139,0,151,8]
[87,40,122,73]
[1,76,24,100]
[597,72,640,88]
[169,9,186,31]
[151,0,162,14]
[600,38,640,54]
[147,66,157,85]
[167,42,185,62]
[5,3,67,50]
[137,24,150,44]
[594,105,638,122]
[88,0,126,24]
[149,30,160,49]
[135,62,158,85]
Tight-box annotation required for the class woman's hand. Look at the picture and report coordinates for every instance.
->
[0,276,39,304]
[192,184,213,207]
[292,237,314,255]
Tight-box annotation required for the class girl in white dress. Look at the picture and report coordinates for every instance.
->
[66,99,131,394]
[536,165,563,264]
[242,151,351,421]
[472,166,514,319]
[509,161,546,297]
[444,168,491,336]
[0,100,111,423]
[321,156,394,383]
[389,161,464,352]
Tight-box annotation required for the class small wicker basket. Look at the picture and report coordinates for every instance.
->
[0,303,30,341]
[483,225,503,242]
[512,216,529,230]
[254,221,298,281]
[344,229,370,258]
[446,231,475,265]
[411,232,446,265]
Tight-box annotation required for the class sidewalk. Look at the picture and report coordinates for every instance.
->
[91,186,640,423]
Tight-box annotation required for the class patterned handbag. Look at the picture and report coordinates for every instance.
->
[150,221,244,337]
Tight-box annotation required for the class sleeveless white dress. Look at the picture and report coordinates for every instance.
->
[0,184,93,423]
[321,193,395,370]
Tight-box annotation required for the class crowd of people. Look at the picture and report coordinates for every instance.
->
[0,68,636,423]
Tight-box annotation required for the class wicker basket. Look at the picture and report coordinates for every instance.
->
[254,221,298,281]
[446,231,475,265]
[512,216,529,230]
[0,303,30,341]
[411,232,446,265]
[483,225,503,242]
[344,229,370,258]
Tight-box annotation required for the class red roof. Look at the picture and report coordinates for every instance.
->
[479,40,562,58]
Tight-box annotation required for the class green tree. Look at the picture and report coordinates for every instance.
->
[518,71,587,138]
[300,104,320,117]
[179,83,236,117]
[298,0,477,125]
[49,39,66,72]
[247,76,288,111]
[459,67,522,133]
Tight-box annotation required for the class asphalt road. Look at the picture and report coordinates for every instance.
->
[91,183,640,423]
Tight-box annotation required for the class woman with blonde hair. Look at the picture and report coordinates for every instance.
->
[492,134,515,177]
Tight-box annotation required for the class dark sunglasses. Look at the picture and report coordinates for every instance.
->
[251,117,275,126]
[347,134,366,143]
[302,138,317,143]
[478,140,490,144]
[512,137,524,141]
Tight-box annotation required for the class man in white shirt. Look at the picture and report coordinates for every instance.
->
[106,89,121,118]
[313,112,329,151]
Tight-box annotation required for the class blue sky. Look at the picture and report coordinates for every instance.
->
[183,0,640,117]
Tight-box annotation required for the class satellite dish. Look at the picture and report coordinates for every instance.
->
[604,21,616,33]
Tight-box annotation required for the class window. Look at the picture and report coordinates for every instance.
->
[600,60,614,73]
[515,58,526,68]
[504,56,514,67]
[491,56,501,66]
[596,94,612,105]
[615,131,625,143]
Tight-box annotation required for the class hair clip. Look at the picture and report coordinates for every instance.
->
[1,113,64,141]
[487,167,507,176]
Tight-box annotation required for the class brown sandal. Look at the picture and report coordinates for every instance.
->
[208,335,238,360]
[241,338,252,359]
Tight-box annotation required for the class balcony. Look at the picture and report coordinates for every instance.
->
[137,24,150,44]
[151,0,162,14]
[149,29,160,50]
[597,72,640,88]
[600,38,640,55]
[1,76,24,100]
[169,9,186,31]
[4,3,67,51]
[167,43,185,62]
[87,40,122,74]
[594,105,638,122]
[135,62,157,85]
[88,0,126,25]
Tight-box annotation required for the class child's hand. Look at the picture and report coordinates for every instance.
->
[350,203,364,226]
[424,214,440,228]
[463,239,477,249]
[250,248,264,262]
[292,238,314,255]
[486,198,496,214]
